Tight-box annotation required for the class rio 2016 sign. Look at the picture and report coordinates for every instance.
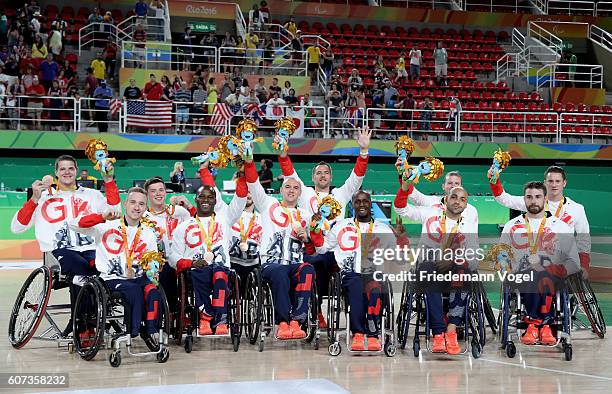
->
[169,1,235,20]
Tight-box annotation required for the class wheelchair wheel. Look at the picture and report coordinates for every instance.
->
[8,266,53,349]
[469,288,486,348]
[327,272,342,344]
[175,273,188,345]
[73,279,106,361]
[569,275,606,338]
[382,279,395,355]
[304,281,319,346]
[245,270,263,345]
[228,272,241,352]
[478,282,497,334]
[396,280,411,350]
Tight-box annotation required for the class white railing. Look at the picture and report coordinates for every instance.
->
[0,95,78,131]
[78,23,130,55]
[512,28,526,50]
[458,110,559,142]
[251,23,292,51]
[121,41,219,72]
[546,0,595,15]
[378,0,460,8]
[464,0,537,13]
[218,47,308,76]
[589,25,612,52]
[116,15,167,42]
[365,107,457,139]
[327,107,366,139]
[533,0,547,13]
[528,22,564,54]
[78,97,122,133]
[536,63,603,90]
[235,3,247,40]
[496,53,519,82]
[560,112,612,142]
[230,104,327,138]
[317,65,328,96]
[595,2,612,15]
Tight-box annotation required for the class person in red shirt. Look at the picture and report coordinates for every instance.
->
[143,74,163,101]
[26,76,45,129]
[103,42,117,81]
[133,23,147,68]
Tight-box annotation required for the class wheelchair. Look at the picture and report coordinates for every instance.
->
[72,276,171,367]
[326,272,397,357]
[174,268,242,353]
[244,264,320,352]
[497,279,572,361]
[567,273,606,338]
[397,276,486,358]
[9,252,79,350]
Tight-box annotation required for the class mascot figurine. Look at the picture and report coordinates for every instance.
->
[395,136,416,175]
[235,119,263,161]
[486,243,514,274]
[272,117,297,153]
[139,251,166,286]
[191,146,229,169]
[488,149,511,184]
[85,139,116,176]
[311,195,342,233]
[218,135,241,166]
[402,156,444,184]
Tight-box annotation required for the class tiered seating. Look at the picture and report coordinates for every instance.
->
[465,0,535,13]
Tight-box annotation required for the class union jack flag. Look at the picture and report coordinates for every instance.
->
[243,103,267,125]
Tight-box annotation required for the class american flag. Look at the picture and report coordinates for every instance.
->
[210,103,235,134]
[109,98,122,116]
[126,100,173,128]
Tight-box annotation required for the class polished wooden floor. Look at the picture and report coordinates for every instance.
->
[2,268,611,394]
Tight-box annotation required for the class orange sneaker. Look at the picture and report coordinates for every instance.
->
[521,323,539,345]
[290,320,307,339]
[277,322,292,339]
[350,333,366,351]
[432,333,446,353]
[215,324,229,336]
[198,313,213,336]
[539,325,556,345]
[445,332,461,355]
[367,336,382,351]
[318,312,327,329]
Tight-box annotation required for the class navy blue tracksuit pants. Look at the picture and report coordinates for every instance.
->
[520,269,558,325]
[190,264,229,327]
[106,276,162,336]
[262,263,315,324]
[341,272,381,337]
[51,249,98,313]
[304,251,337,308]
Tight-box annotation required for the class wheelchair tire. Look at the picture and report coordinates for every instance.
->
[184,335,193,353]
[506,341,516,358]
[305,281,319,345]
[157,347,170,363]
[327,273,341,344]
[384,341,397,357]
[175,273,188,345]
[73,279,106,361]
[564,343,572,361]
[232,335,240,352]
[328,341,341,356]
[246,270,262,346]
[570,275,606,338]
[8,266,53,349]
[479,282,497,334]
[396,281,411,350]
[109,351,122,368]
[471,340,481,359]
[413,339,420,358]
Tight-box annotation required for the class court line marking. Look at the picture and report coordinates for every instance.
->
[478,357,612,381]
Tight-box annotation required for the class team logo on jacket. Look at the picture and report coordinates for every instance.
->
[184,222,223,248]
[268,202,306,229]
[41,196,92,224]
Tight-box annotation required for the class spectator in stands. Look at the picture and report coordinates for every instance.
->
[284,88,298,105]
[56,69,70,95]
[370,88,384,130]
[206,77,218,127]
[220,32,236,73]
[191,81,207,134]
[266,91,285,121]
[160,75,174,101]
[220,72,235,101]
[26,75,44,129]
[399,92,416,131]
[239,78,250,96]
[260,1,270,25]
[262,36,274,70]
[330,70,342,91]
[306,44,321,84]
[567,51,577,87]
[3,55,19,77]
[143,74,163,100]
[47,79,63,131]
[79,170,98,188]
[409,45,421,81]
[237,86,249,105]
[133,24,147,68]
[254,77,267,103]
[31,34,47,59]
[84,67,97,125]
[123,78,142,100]
[47,26,62,58]
[170,162,186,191]
[246,30,260,68]
[150,0,166,40]
[135,0,149,19]
[174,80,192,134]
[394,51,408,84]
[284,16,297,37]
[383,78,398,104]
[0,65,11,85]
[281,80,292,98]
[103,42,117,81]
[374,61,389,90]
[434,41,448,86]
[91,52,106,85]
[259,159,274,190]
[420,97,433,131]
[51,15,67,44]
[200,31,218,69]
[321,47,334,81]
[236,36,246,65]
[348,69,363,92]
[0,12,7,45]
[93,79,112,133]
[29,12,41,40]
[6,78,22,129]
[269,77,281,98]
[87,8,102,24]
[291,30,303,66]
[248,4,262,32]
[224,86,240,110]
[180,27,196,71]
[446,96,461,130]
[327,87,343,131]
[39,53,58,91]
[242,89,260,106]
[231,67,244,91]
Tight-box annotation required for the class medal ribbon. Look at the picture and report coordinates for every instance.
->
[195,215,215,252]
[440,212,462,250]
[354,219,374,258]
[280,202,301,227]
[545,198,564,218]
[239,213,257,243]
[120,218,142,276]
[524,215,547,255]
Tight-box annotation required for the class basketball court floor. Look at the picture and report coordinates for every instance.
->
[2,264,612,394]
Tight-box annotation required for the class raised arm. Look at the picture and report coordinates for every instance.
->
[489,177,526,212]
[393,183,429,223]
[224,176,248,226]
[67,211,117,238]
[11,179,48,234]
[199,164,225,212]
[244,160,275,213]
[333,128,371,205]
[90,163,121,213]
